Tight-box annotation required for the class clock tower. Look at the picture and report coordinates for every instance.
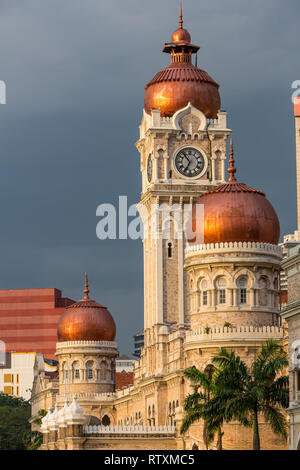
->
[136,6,231,372]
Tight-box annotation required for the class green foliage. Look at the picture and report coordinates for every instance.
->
[0,403,31,450]
[212,340,289,450]
[0,393,45,450]
[0,392,30,408]
[181,365,225,450]
[181,341,289,451]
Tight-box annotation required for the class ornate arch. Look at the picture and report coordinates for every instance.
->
[173,102,207,131]
[233,268,256,288]
[212,269,233,288]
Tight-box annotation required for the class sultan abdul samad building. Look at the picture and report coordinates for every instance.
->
[32,8,288,450]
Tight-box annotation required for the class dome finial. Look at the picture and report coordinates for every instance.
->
[83,272,90,300]
[179,1,183,29]
[228,139,237,182]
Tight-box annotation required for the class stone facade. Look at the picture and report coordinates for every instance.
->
[33,104,289,450]
[282,243,300,450]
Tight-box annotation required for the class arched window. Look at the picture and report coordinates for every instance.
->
[216,277,227,304]
[86,360,94,380]
[63,362,69,381]
[201,280,208,306]
[168,242,173,259]
[237,276,248,304]
[258,276,270,307]
[100,360,106,380]
[106,361,111,381]
[72,361,80,380]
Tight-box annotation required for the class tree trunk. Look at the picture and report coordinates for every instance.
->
[203,421,209,450]
[217,427,223,451]
[253,409,260,450]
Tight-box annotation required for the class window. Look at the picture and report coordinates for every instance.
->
[168,243,172,259]
[297,370,300,392]
[4,374,12,383]
[215,277,227,305]
[86,361,94,380]
[75,369,80,379]
[218,289,226,304]
[240,289,247,304]
[238,277,248,305]
[200,280,208,307]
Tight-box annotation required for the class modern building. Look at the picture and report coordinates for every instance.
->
[116,355,135,373]
[133,332,144,358]
[0,352,58,401]
[0,288,74,360]
[33,7,288,450]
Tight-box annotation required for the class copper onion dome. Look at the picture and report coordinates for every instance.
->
[144,3,220,118]
[188,141,280,245]
[57,273,116,342]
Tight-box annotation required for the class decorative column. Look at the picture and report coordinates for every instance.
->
[211,155,216,183]
[163,154,169,181]
[65,395,87,451]
[220,155,226,182]
[47,404,59,448]
[154,152,160,183]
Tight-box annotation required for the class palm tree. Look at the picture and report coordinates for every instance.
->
[180,365,225,450]
[212,340,289,450]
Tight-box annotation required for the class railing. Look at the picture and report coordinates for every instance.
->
[56,340,118,348]
[84,425,176,435]
[185,326,285,343]
[56,392,116,403]
[185,241,282,256]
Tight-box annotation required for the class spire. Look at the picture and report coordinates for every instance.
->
[228,139,237,182]
[179,0,183,29]
[83,272,90,300]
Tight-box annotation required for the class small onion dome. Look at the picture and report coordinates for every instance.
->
[41,407,51,432]
[57,400,69,427]
[57,273,116,342]
[47,404,59,430]
[144,5,220,118]
[172,3,191,43]
[65,395,85,424]
[188,141,280,245]
[172,27,191,43]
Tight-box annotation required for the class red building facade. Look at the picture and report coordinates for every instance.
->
[0,288,74,360]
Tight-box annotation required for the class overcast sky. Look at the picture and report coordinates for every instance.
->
[0,0,298,355]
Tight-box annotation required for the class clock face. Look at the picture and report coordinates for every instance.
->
[174,147,205,178]
[147,155,152,182]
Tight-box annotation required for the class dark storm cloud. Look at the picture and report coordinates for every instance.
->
[0,0,298,354]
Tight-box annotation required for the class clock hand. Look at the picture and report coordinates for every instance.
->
[183,156,191,170]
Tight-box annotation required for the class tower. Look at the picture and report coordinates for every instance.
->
[56,274,118,398]
[186,143,282,332]
[295,99,300,233]
[136,7,231,371]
